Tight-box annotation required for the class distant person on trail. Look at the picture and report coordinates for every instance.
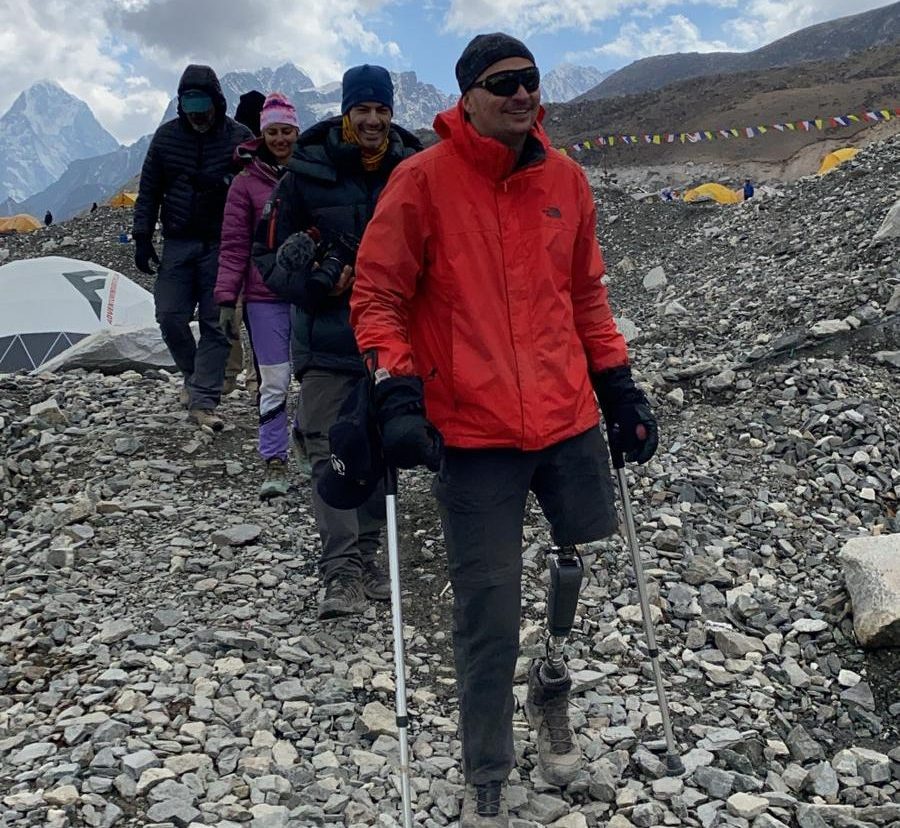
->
[43,210,52,226]
[350,33,659,825]
[743,178,755,200]
[215,93,300,499]
[90,202,98,213]
[221,89,268,400]
[254,65,422,620]
[133,64,253,432]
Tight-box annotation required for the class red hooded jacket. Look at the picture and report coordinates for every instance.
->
[351,102,628,451]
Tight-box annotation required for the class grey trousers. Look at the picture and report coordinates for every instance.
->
[297,369,385,580]
[432,427,618,784]
[153,238,230,410]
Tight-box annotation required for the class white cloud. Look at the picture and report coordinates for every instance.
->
[0,0,405,144]
[724,0,894,49]
[442,0,739,35]
[592,14,734,59]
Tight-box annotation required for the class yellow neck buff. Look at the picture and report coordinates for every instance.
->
[342,114,389,172]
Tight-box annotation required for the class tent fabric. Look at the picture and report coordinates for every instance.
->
[683,183,743,205]
[0,256,157,373]
[108,191,138,207]
[0,214,42,233]
[818,147,859,175]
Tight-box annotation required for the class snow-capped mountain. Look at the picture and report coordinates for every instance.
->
[0,81,119,203]
[160,63,456,132]
[541,64,615,103]
[18,136,151,221]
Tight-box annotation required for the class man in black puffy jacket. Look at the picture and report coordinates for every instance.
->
[133,64,252,430]
[253,65,422,620]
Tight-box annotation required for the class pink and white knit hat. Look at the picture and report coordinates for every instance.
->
[259,92,299,131]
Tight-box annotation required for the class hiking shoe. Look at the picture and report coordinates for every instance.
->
[222,376,237,396]
[179,386,190,409]
[461,782,508,827]
[189,408,223,432]
[259,458,290,500]
[317,573,367,620]
[525,661,582,786]
[361,558,391,601]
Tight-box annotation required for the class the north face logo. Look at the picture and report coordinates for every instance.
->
[543,206,562,218]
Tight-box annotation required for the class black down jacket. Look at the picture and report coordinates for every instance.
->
[133,65,253,241]
[253,117,422,379]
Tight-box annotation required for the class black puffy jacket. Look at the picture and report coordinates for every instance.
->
[253,117,421,379]
[133,65,253,241]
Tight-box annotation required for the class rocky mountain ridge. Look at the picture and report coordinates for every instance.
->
[580,1,900,101]
[0,81,119,204]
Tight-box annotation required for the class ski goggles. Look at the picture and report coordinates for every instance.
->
[181,90,213,112]
[471,66,540,97]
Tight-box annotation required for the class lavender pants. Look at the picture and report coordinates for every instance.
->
[245,301,292,461]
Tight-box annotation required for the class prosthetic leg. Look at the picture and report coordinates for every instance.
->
[525,545,585,786]
[542,545,584,679]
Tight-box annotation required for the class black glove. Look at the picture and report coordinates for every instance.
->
[134,234,160,275]
[373,375,443,471]
[592,365,659,465]
[218,305,238,340]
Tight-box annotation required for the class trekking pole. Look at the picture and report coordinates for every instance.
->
[384,466,414,828]
[612,449,685,776]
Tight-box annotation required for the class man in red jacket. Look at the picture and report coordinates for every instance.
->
[351,33,658,826]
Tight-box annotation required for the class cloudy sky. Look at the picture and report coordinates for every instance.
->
[1,0,893,144]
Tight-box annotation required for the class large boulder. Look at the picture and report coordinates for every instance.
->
[839,534,900,648]
[873,198,900,243]
[36,325,176,374]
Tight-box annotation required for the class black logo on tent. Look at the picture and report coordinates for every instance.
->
[64,270,108,321]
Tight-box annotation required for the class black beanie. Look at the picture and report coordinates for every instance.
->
[455,32,536,94]
[341,65,394,114]
[235,90,266,137]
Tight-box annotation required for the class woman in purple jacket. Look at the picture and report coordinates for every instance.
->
[215,93,299,498]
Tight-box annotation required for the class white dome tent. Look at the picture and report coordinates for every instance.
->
[0,256,163,373]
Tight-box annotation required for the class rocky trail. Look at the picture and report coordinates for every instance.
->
[1,138,899,828]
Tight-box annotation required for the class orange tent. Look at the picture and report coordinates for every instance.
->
[0,214,42,233]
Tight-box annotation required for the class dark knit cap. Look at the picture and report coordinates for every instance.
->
[341,64,394,114]
[235,90,265,136]
[455,32,535,94]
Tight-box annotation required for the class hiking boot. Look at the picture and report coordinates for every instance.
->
[317,573,367,620]
[259,458,289,500]
[179,386,190,409]
[222,376,237,396]
[245,376,259,399]
[524,661,582,786]
[460,781,508,827]
[361,558,391,601]
[189,408,224,432]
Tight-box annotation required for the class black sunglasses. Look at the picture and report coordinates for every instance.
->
[471,66,540,97]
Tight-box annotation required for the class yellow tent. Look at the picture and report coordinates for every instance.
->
[0,214,42,233]
[818,147,859,175]
[108,191,137,208]
[683,183,743,205]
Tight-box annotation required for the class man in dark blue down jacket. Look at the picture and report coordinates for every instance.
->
[253,65,422,620]
[133,64,253,431]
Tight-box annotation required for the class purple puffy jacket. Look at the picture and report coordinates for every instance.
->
[214,138,285,304]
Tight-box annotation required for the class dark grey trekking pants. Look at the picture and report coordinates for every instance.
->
[297,369,385,580]
[432,426,618,784]
[154,238,230,410]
